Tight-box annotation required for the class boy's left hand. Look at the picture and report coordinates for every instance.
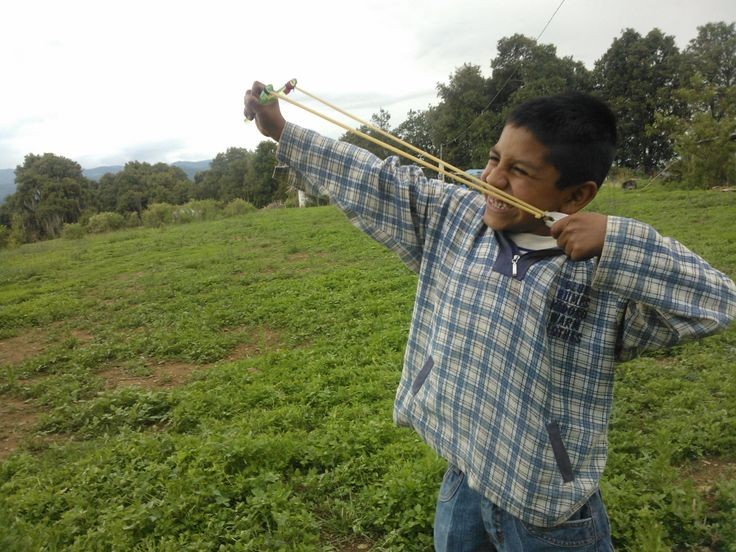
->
[550,212,607,261]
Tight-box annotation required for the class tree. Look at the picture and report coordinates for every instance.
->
[0,153,95,241]
[647,22,736,186]
[428,63,491,170]
[193,142,283,207]
[594,28,684,171]
[193,148,253,203]
[394,108,437,159]
[250,141,281,207]
[97,162,192,215]
[339,109,395,160]
[489,34,592,107]
[654,74,736,187]
[684,22,736,89]
[429,37,593,171]
[681,22,736,120]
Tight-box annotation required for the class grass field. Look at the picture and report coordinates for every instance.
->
[1,186,735,551]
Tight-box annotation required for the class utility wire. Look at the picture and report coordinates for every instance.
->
[442,0,567,148]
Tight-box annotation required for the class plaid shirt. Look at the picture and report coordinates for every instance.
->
[277,123,736,527]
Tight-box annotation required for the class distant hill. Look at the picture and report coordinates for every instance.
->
[0,160,213,202]
[171,160,212,180]
[83,160,212,181]
[81,165,125,181]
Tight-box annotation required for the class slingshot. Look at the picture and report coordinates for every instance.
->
[250,79,565,225]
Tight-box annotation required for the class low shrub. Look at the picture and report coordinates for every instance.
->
[172,200,221,223]
[142,203,174,228]
[224,198,257,216]
[87,212,126,234]
[62,223,86,239]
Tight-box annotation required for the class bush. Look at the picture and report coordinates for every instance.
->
[172,200,222,223]
[87,212,126,234]
[125,212,141,228]
[142,203,174,228]
[188,200,221,220]
[62,223,86,240]
[224,198,257,216]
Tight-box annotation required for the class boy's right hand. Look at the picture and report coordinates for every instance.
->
[244,81,286,141]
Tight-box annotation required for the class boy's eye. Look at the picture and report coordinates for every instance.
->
[512,166,528,176]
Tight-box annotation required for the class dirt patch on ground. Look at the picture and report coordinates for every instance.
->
[685,457,736,492]
[322,535,374,552]
[226,327,284,361]
[0,330,48,366]
[0,327,92,366]
[99,360,203,391]
[0,397,40,460]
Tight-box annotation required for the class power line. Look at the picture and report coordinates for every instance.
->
[442,0,567,149]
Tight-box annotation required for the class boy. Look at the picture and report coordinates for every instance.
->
[244,83,736,550]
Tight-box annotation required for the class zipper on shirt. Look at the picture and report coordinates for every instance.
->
[511,254,521,277]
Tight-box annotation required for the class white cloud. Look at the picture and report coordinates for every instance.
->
[1,0,734,169]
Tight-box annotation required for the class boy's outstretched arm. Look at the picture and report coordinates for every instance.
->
[242,80,451,273]
[244,81,286,141]
[589,216,736,360]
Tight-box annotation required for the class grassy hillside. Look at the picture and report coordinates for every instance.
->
[0,186,734,551]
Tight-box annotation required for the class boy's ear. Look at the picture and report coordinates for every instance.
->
[561,181,598,213]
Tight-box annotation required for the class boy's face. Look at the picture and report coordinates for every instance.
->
[481,124,573,236]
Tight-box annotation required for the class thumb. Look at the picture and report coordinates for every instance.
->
[549,214,570,238]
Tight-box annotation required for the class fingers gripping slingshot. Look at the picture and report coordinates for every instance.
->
[248,79,565,227]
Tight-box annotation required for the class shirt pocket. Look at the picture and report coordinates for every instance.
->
[542,421,599,484]
[412,356,434,394]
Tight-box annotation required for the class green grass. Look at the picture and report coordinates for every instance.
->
[1,187,735,551]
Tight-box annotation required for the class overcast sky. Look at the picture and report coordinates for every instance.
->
[1,0,734,170]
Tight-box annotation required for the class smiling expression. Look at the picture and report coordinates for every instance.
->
[481,125,574,236]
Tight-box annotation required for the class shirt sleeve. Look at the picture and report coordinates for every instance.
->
[592,216,736,361]
[277,122,450,273]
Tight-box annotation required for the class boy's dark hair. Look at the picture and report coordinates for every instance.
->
[506,92,617,189]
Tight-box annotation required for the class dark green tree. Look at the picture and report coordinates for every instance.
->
[0,153,95,241]
[684,22,736,88]
[681,21,736,120]
[594,28,684,171]
[429,37,592,170]
[339,109,395,160]
[489,34,592,107]
[655,81,736,188]
[427,63,490,170]
[249,141,281,207]
[394,108,437,158]
[97,162,192,215]
[193,148,253,202]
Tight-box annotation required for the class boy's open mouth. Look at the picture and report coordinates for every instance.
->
[487,196,514,211]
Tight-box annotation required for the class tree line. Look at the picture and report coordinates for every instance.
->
[343,22,735,182]
[1,22,734,247]
[0,142,284,245]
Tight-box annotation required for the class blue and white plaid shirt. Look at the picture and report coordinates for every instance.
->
[277,123,736,527]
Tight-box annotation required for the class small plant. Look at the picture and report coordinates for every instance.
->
[87,212,126,234]
[142,203,174,228]
[62,222,86,239]
[224,198,257,216]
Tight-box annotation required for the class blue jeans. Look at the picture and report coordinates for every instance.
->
[434,465,614,551]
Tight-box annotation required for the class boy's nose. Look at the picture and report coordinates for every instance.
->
[485,168,509,190]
